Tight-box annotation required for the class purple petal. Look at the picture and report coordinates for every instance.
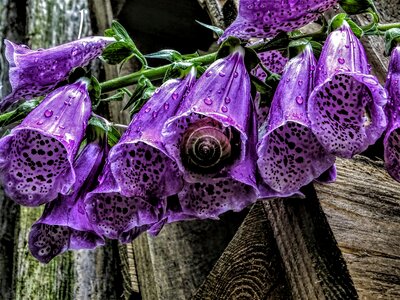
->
[252,50,288,81]
[2,37,114,110]
[163,49,257,192]
[384,46,400,182]
[308,22,387,158]
[220,0,338,41]
[109,70,196,198]
[257,44,335,194]
[84,165,163,239]
[28,140,107,263]
[0,78,91,206]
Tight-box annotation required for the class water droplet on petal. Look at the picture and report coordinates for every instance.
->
[164,103,169,110]
[221,106,228,113]
[152,111,158,118]
[145,107,151,113]
[172,92,179,100]
[217,89,222,94]
[233,72,239,78]
[296,95,304,105]
[37,120,44,125]
[44,110,53,118]
[224,97,231,104]
[219,71,226,77]
[204,97,213,105]
[55,115,59,120]
[298,80,303,87]
[338,57,345,64]
[206,71,213,77]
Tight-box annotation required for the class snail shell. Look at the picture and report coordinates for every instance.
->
[180,117,240,174]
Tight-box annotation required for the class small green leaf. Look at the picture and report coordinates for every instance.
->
[385,28,400,56]
[346,19,364,38]
[124,76,155,113]
[163,62,194,82]
[329,13,347,32]
[195,20,224,37]
[339,0,379,19]
[0,99,41,127]
[111,20,134,44]
[145,49,183,62]
[217,36,242,59]
[101,41,134,65]
[88,115,121,147]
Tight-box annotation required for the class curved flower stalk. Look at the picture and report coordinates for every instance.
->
[28,139,107,263]
[85,71,196,239]
[163,47,259,219]
[308,21,388,158]
[1,36,114,110]
[220,0,338,42]
[0,78,92,206]
[108,69,197,198]
[257,44,335,194]
[384,46,400,182]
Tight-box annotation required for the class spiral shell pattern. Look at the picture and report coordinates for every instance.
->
[180,117,240,174]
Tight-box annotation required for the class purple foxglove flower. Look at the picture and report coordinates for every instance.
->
[308,22,388,158]
[384,46,400,182]
[257,44,335,194]
[1,36,114,110]
[28,140,107,263]
[220,0,338,42]
[0,78,92,206]
[84,165,164,240]
[252,50,288,81]
[108,69,197,198]
[84,72,197,239]
[162,48,259,219]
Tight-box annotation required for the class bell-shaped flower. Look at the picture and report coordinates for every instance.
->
[308,21,387,158]
[220,0,338,42]
[257,44,335,194]
[28,139,107,263]
[384,46,400,182]
[1,36,114,110]
[0,78,92,206]
[84,71,196,239]
[162,47,259,219]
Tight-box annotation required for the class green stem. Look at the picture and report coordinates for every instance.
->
[0,110,16,123]
[377,22,400,31]
[100,52,217,93]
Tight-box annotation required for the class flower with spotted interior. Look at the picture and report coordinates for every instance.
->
[0,78,92,206]
[308,21,387,158]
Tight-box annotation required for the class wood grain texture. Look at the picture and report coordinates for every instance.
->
[193,203,291,300]
[316,157,400,299]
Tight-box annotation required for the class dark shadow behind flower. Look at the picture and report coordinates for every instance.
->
[28,138,108,264]
[84,70,197,240]
[1,36,114,111]
[162,47,259,220]
[0,78,92,206]
[384,46,400,182]
[219,0,338,42]
[257,44,335,195]
[308,21,388,158]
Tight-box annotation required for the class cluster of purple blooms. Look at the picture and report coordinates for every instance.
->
[0,0,399,263]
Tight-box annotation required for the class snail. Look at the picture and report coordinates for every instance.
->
[180,117,241,174]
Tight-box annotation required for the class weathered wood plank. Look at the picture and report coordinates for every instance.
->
[317,157,400,299]
[193,202,291,300]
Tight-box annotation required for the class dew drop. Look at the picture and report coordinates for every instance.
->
[154,88,161,94]
[172,92,179,100]
[233,72,239,78]
[298,80,303,87]
[217,89,222,94]
[36,120,44,125]
[145,107,151,113]
[55,115,59,120]
[221,106,228,113]
[44,110,53,118]
[224,97,231,104]
[296,95,304,105]
[206,71,213,77]
[152,111,158,118]
[204,97,213,105]
[219,71,226,77]
[164,103,169,110]
[338,57,345,64]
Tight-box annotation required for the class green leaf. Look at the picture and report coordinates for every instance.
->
[88,115,121,147]
[89,75,102,107]
[0,99,40,127]
[145,49,183,62]
[329,14,364,37]
[123,76,155,113]
[111,20,134,44]
[339,0,379,19]
[346,19,364,38]
[310,41,323,59]
[385,28,400,56]
[250,32,289,53]
[217,36,242,59]
[101,41,135,65]
[163,62,195,82]
[195,20,224,37]
[243,47,260,74]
